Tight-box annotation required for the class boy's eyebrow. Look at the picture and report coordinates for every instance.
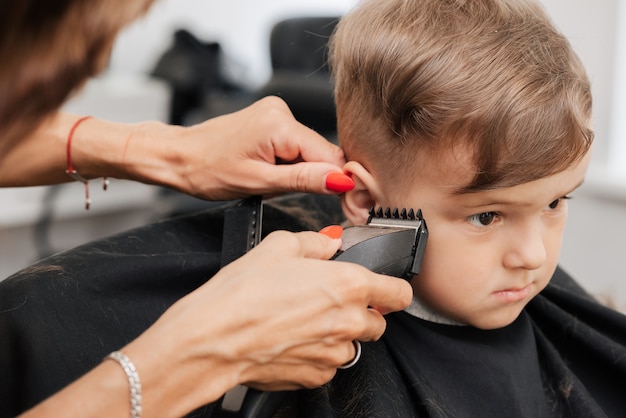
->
[568,178,585,194]
[556,178,585,199]
[456,178,586,209]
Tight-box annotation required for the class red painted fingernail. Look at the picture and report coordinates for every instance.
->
[319,225,343,239]
[325,172,354,193]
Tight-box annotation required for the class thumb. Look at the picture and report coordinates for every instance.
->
[261,230,342,260]
[268,163,354,195]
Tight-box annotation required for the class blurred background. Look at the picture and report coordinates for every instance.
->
[0,0,624,311]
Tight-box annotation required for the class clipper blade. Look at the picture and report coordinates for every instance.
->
[332,206,428,280]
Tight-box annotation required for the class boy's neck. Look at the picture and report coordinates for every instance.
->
[405,296,465,326]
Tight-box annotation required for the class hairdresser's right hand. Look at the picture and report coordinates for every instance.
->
[123,229,413,418]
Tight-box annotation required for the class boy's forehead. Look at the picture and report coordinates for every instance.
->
[444,152,589,207]
[407,145,590,204]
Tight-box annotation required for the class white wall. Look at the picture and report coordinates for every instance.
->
[109,0,358,87]
[534,0,626,311]
[609,0,626,172]
[540,0,619,168]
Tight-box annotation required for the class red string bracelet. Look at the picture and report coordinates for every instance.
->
[65,116,108,210]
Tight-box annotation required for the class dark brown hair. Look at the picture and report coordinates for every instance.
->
[0,0,154,149]
[329,0,594,193]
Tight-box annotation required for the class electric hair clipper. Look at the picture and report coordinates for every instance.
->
[332,206,428,279]
[215,198,428,418]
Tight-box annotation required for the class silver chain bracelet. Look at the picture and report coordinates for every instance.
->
[106,351,142,418]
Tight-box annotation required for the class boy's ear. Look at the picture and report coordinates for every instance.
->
[341,161,383,225]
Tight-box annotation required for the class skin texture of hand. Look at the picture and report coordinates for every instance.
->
[121,230,413,417]
[148,96,351,200]
[0,97,351,199]
[20,230,412,418]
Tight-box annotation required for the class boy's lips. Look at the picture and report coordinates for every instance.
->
[492,283,533,303]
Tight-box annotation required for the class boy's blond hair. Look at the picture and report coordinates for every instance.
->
[329,0,593,193]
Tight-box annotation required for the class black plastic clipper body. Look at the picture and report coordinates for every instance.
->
[332,207,428,280]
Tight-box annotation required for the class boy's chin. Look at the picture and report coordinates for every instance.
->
[465,305,528,330]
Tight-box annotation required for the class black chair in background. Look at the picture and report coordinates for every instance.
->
[254,16,339,137]
[153,16,340,136]
[151,29,245,126]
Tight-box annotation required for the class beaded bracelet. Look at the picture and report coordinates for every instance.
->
[106,351,142,418]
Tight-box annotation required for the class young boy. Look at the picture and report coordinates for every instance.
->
[331,0,592,330]
[1,0,625,417]
[312,0,625,416]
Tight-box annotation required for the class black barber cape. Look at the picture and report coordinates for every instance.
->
[1,194,625,417]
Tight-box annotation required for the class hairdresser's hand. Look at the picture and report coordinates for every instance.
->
[123,96,353,200]
[123,229,412,417]
[1,99,353,196]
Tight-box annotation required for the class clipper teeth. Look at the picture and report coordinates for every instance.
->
[368,206,421,221]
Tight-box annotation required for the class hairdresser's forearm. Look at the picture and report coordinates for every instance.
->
[0,111,183,189]
[19,342,237,418]
[19,360,133,418]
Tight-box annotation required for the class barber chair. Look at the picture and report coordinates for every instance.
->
[253,16,339,137]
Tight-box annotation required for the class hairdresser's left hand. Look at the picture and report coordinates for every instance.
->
[126,96,353,200]
[0,98,353,198]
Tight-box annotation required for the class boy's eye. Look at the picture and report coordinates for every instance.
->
[468,212,497,226]
[547,196,571,210]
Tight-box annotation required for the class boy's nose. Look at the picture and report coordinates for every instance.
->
[502,222,547,270]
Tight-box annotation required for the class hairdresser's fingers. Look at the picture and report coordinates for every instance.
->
[281,339,359,371]
[272,121,346,168]
[274,232,406,320]
[246,364,338,391]
[365,273,414,315]
[255,96,346,167]
[357,308,389,341]
[244,97,352,195]
[238,95,344,170]
[323,303,387,343]
[243,340,360,390]
[250,162,353,195]
[260,230,412,315]
[256,231,412,323]
[262,229,342,261]
[268,107,353,194]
